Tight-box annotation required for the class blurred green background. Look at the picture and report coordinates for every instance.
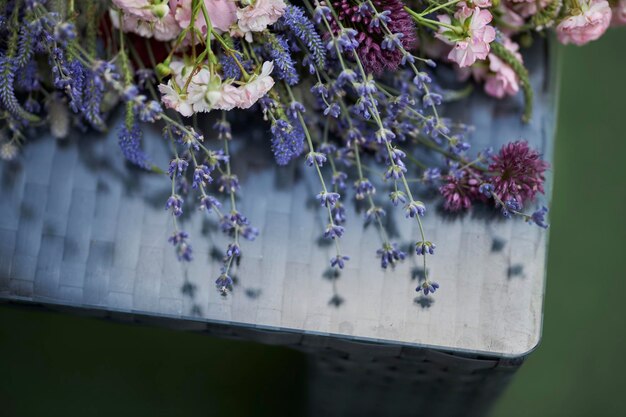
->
[1,30,625,417]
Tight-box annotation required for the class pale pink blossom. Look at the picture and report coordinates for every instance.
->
[237,61,275,109]
[112,0,170,20]
[484,55,520,98]
[556,0,612,45]
[235,0,286,42]
[437,6,496,68]
[187,69,242,112]
[472,0,492,8]
[170,0,237,34]
[158,81,193,117]
[611,0,626,25]
[109,9,180,41]
[504,0,550,18]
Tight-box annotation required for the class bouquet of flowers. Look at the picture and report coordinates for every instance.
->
[0,0,621,295]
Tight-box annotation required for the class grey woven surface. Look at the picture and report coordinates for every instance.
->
[0,38,556,417]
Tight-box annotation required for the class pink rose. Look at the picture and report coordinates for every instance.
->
[611,0,626,25]
[437,7,496,68]
[484,55,520,98]
[109,8,180,41]
[235,0,286,41]
[556,0,612,45]
[170,0,237,33]
[237,61,275,109]
[112,0,170,21]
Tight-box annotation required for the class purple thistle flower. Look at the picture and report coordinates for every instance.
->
[439,169,484,212]
[329,0,417,74]
[489,141,549,206]
[416,281,440,295]
[377,242,406,269]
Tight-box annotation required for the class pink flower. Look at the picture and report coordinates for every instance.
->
[235,0,286,42]
[611,0,626,25]
[170,0,237,33]
[488,141,549,206]
[109,9,180,41]
[484,55,519,98]
[556,0,612,45]
[187,69,242,112]
[472,0,492,8]
[437,7,496,68]
[157,60,196,116]
[237,61,275,109]
[158,81,193,116]
[112,0,169,20]
[484,37,522,98]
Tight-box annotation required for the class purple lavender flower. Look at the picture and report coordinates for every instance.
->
[280,5,326,68]
[118,121,151,169]
[225,243,241,259]
[266,34,299,85]
[306,151,327,167]
[200,194,221,212]
[215,273,234,294]
[270,118,305,165]
[168,231,193,262]
[192,164,213,189]
[405,200,426,218]
[330,255,350,269]
[354,179,375,200]
[377,243,406,269]
[415,241,436,255]
[530,206,549,229]
[166,195,184,217]
[389,190,407,206]
[324,224,345,239]
[317,191,341,207]
[416,281,439,295]
[168,158,189,178]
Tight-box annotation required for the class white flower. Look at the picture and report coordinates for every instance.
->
[158,81,193,117]
[235,0,286,41]
[187,68,225,113]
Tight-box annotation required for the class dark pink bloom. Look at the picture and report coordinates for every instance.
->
[330,0,417,75]
[439,169,484,212]
[488,141,549,206]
